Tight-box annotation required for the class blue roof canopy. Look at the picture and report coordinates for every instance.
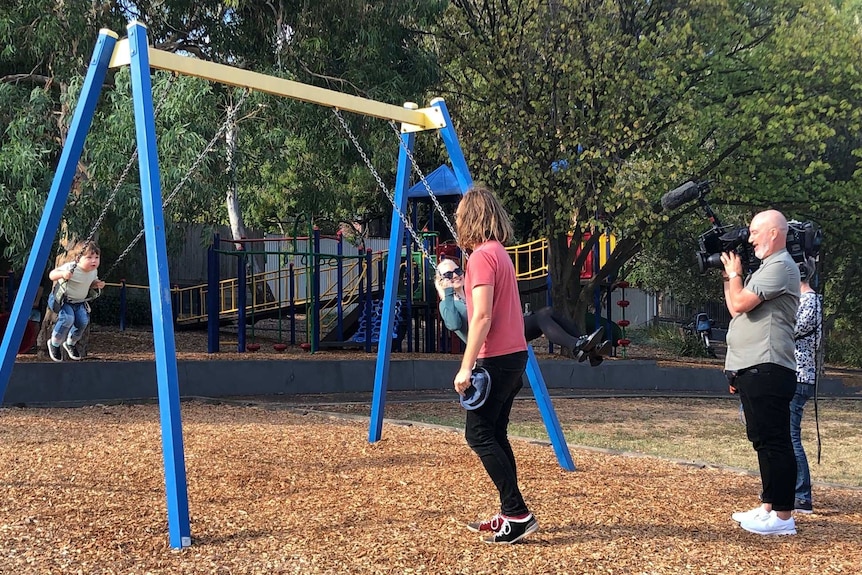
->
[407,165,464,199]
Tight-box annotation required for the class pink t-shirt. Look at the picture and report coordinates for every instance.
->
[464,240,527,358]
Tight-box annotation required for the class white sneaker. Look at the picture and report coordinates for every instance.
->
[731,505,769,523]
[740,511,796,535]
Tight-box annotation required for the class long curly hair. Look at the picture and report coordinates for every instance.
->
[455,184,514,250]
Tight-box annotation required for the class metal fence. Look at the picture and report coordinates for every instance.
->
[657,294,730,329]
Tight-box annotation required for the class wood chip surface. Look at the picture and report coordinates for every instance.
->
[1,402,860,574]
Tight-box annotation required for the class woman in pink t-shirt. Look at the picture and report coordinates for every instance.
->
[454,184,538,545]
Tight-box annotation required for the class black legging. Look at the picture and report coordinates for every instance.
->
[523,306,583,350]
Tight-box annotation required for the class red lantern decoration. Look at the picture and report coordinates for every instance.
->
[246,343,261,352]
[618,338,631,347]
[617,319,630,327]
[273,343,288,352]
[616,280,630,289]
[617,300,630,308]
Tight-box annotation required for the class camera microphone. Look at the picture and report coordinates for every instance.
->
[660,181,702,211]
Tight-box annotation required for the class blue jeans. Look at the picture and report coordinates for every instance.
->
[465,351,528,516]
[48,294,90,345]
[790,382,814,504]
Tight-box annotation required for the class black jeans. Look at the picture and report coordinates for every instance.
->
[735,363,797,512]
[465,351,529,516]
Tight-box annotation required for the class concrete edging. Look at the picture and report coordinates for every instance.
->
[3,358,854,406]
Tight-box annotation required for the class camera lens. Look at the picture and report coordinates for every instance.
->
[696,252,725,275]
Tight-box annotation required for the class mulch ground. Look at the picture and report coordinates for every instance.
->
[1,402,861,575]
[5,326,862,573]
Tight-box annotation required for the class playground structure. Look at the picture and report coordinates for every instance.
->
[1,229,614,359]
[174,232,583,354]
[0,23,580,550]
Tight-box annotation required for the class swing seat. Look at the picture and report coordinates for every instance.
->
[0,312,39,354]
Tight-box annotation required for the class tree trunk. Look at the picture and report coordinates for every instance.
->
[224,100,273,308]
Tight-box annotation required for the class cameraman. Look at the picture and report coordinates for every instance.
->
[721,209,800,536]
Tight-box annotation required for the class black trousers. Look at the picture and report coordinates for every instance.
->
[465,351,529,516]
[735,363,797,512]
[523,307,582,350]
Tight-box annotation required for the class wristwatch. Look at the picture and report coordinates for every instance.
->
[727,272,739,279]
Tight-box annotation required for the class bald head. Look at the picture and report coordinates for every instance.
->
[749,209,789,259]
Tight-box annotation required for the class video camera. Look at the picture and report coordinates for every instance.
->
[660,180,822,275]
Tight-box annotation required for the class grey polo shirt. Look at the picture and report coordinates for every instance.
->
[725,249,800,372]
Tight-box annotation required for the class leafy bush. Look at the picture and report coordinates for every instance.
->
[825,328,862,368]
[633,323,713,358]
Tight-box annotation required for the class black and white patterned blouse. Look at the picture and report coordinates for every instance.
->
[794,291,822,383]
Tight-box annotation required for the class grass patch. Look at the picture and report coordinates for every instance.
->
[328,397,862,488]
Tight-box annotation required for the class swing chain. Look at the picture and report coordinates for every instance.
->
[103,89,250,278]
[80,73,179,251]
[332,109,438,270]
[387,120,458,242]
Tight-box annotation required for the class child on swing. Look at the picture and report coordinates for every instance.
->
[46,241,105,362]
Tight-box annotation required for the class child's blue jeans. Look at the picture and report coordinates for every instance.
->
[48,294,89,345]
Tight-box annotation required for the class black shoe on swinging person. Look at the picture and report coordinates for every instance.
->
[576,327,604,353]
[47,342,63,363]
[63,341,82,361]
[593,340,613,357]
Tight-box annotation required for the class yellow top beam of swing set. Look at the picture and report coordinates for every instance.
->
[108,33,446,133]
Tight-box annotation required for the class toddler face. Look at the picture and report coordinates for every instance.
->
[77,251,101,272]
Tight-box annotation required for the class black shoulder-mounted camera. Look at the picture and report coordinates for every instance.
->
[687,183,822,274]
[696,224,756,274]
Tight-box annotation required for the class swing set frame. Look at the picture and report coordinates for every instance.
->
[0,21,574,550]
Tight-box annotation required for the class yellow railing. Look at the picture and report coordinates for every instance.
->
[170,252,389,330]
[172,266,311,325]
[112,240,555,328]
[507,238,549,280]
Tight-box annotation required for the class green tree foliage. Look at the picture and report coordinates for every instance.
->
[226,1,445,235]
[433,0,862,326]
[1,1,444,275]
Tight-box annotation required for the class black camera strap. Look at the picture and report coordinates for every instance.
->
[812,292,823,465]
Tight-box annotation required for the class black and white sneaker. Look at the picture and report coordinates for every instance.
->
[63,341,82,361]
[483,513,538,544]
[47,342,63,362]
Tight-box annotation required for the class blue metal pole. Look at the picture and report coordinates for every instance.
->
[336,233,344,341]
[128,20,191,549]
[368,124,416,441]
[364,249,373,353]
[288,263,296,345]
[0,29,117,401]
[593,234,602,336]
[237,251,247,352]
[405,235,413,352]
[525,346,576,471]
[119,279,127,331]
[312,227,321,352]
[207,234,220,353]
[546,261,553,353]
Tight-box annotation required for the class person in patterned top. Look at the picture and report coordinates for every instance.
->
[792,257,822,514]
